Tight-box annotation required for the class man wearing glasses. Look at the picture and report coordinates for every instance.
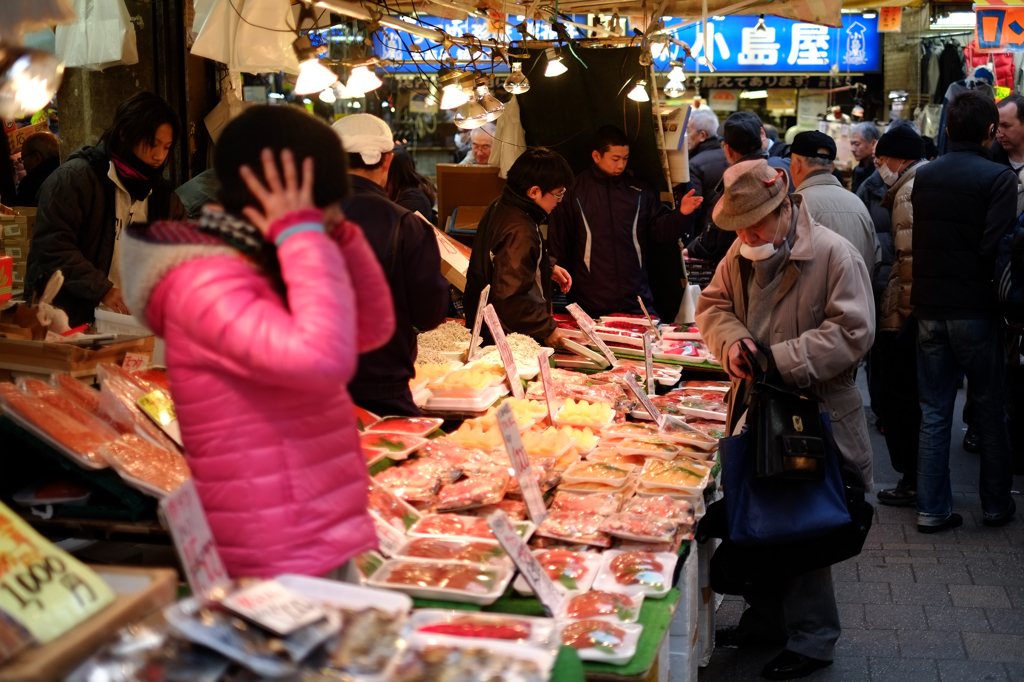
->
[460,124,495,165]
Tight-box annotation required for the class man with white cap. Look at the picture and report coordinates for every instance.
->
[332,114,449,416]
[696,159,875,680]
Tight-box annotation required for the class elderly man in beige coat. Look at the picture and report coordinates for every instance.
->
[789,131,879,277]
[696,159,875,681]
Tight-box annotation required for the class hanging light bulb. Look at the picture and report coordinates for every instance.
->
[664,79,686,98]
[454,90,489,129]
[475,84,505,123]
[439,68,471,110]
[668,65,686,81]
[755,14,768,32]
[504,62,531,94]
[0,45,63,117]
[319,87,337,103]
[345,66,382,96]
[627,79,650,103]
[293,35,337,96]
[544,47,567,77]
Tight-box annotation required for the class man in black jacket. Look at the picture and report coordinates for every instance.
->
[911,91,1017,533]
[465,148,575,346]
[850,122,879,194]
[14,132,60,207]
[548,125,701,319]
[333,114,449,417]
[683,108,728,244]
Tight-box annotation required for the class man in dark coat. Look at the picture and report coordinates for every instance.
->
[14,132,60,207]
[333,114,449,417]
[850,122,880,194]
[684,108,729,244]
[911,91,1017,533]
[548,125,701,319]
[465,148,575,346]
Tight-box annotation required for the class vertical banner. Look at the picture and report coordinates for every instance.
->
[877,7,902,33]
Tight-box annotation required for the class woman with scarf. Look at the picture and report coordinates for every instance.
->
[119,106,395,577]
[465,148,575,347]
[26,92,186,325]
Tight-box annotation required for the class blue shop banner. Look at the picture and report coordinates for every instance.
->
[373,13,879,74]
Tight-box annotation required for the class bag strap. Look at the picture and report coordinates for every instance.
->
[388,211,403,280]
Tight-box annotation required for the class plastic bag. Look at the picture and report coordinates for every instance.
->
[55,0,138,71]
[233,0,300,75]
[190,0,237,64]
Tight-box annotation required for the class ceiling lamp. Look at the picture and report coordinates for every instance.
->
[664,63,686,98]
[0,44,63,117]
[453,91,489,129]
[627,79,650,103]
[319,87,337,103]
[439,67,471,110]
[345,65,382,96]
[293,35,337,96]
[544,47,567,77]
[475,83,505,123]
[754,14,768,32]
[504,62,530,94]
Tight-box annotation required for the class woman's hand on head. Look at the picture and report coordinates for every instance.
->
[238,148,315,236]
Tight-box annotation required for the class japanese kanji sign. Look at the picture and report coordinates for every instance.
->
[976,7,1024,52]
[878,8,903,33]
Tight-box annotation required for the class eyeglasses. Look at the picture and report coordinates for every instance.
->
[549,189,567,200]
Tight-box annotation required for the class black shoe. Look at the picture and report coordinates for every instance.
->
[716,625,765,648]
[984,498,1017,527]
[877,483,917,507]
[918,513,963,534]
[761,651,832,680]
[963,427,981,453]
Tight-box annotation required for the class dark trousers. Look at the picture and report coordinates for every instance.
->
[874,317,921,488]
[355,391,422,418]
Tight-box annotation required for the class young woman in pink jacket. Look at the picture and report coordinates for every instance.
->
[120,106,395,578]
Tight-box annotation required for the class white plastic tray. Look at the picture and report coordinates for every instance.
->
[409,609,558,648]
[408,514,535,542]
[558,620,644,665]
[562,339,611,368]
[616,438,685,460]
[552,409,616,432]
[557,589,646,624]
[366,417,444,437]
[513,549,603,597]
[420,385,508,412]
[367,558,513,606]
[401,632,556,678]
[593,550,680,599]
[560,461,635,486]
[679,405,728,422]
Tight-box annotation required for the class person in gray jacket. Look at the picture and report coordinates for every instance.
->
[790,131,879,277]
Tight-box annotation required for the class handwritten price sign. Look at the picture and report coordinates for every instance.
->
[495,401,547,525]
[160,481,230,600]
[624,373,667,429]
[566,303,617,367]
[482,304,524,400]
[487,511,561,616]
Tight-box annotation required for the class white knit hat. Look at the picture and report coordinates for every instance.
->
[331,114,394,165]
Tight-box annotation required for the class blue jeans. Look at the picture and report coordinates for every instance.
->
[916,318,1013,524]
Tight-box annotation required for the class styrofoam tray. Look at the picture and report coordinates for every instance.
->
[513,549,603,597]
[401,632,556,677]
[552,410,615,432]
[661,331,702,340]
[396,536,511,566]
[594,331,645,348]
[409,609,558,648]
[366,417,444,437]
[638,459,711,495]
[408,514,536,542]
[678,405,727,422]
[367,558,513,605]
[615,438,686,460]
[593,550,679,599]
[276,574,412,615]
[601,422,659,439]
[0,399,111,470]
[557,589,646,624]
[360,432,428,461]
[563,339,611,368]
[420,385,509,412]
[558,620,644,665]
[552,354,606,370]
[560,461,635,486]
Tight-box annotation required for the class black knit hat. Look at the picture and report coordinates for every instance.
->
[791,131,837,160]
[875,126,925,160]
[723,112,763,155]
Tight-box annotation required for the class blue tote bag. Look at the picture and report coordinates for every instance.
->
[720,415,851,547]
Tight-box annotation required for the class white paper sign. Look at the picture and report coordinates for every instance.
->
[638,296,662,341]
[482,304,525,400]
[487,511,562,616]
[624,373,667,429]
[222,579,327,636]
[644,331,656,396]
[537,349,557,424]
[566,303,617,366]
[160,480,230,600]
[370,513,407,558]
[495,401,547,525]
[468,284,490,362]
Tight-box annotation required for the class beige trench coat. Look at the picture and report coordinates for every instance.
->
[695,196,876,488]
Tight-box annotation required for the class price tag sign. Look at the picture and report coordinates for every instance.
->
[495,401,547,525]
[537,349,557,425]
[566,303,617,367]
[160,480,230,600]
[122,352,150,372]
[467,284,490,362]
[624,373,666,429]
[482,304,525,400]
[638,296,662,341]
[138,389,184,447]
[878,6,902,32]
[370,513,407,558]
[222,579,327,636]
[487,511,561,616]
[644,331,656,396]
[0,503,116,644]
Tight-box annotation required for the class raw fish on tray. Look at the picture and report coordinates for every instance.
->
[383,561,499,593]
[562,619,627,651]
[415,615,533,641]
[401,538,507,564]
[564,591,639,621]
[610,551,667,590]
[536,549,593,590]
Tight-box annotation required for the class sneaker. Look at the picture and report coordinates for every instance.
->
[963,427,981,453]
[918,513,963,534]
[877,482,917,507]
[983,499,1017,527]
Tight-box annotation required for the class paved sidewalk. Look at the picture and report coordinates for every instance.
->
[699,382,1024,682]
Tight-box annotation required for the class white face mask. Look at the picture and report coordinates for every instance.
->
[878,160,907,187]
[740,207,785,261]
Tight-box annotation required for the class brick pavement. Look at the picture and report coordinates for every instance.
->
[698,381,1024,682]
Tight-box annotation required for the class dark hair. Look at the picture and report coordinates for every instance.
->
[387,146,436,205]
[506,147,574,195]
[99,92,180,164]
[348,152,389,172]
[593,125,630,154]
[215,106,349,217]
[22,132,59,160]
[763,124,779,142]
[946,91,998,144]
[997,94,1024,124]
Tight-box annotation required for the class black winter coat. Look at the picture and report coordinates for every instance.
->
[685,137,729,243]
[344,175,449,402]
[25,145,185,326]
[548,165,689,318]
[911,142,1018,319]
[856,169,894,298]
[465,186,556,343]
[851,159,874,195]
[14,156,59,207]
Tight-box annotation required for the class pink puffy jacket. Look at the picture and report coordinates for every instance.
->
[121,209,395,577]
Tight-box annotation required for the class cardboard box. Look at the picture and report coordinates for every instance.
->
[3,238,29,261]
[433,225,471,291]
[446,205,489,234]
[11,261,26,286]
[0,213,33,240]
[0,334,155,377]
[436,163,505,236]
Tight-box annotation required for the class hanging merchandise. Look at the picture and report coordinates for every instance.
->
[234,0,300,75]
[190,0,238,66]
[964,41,1014,90]
[933,42,965,105]
[54,0,137,71]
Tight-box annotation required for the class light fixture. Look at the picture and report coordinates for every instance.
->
[504,62,531,94]
[293,35,338,96]
[851,104,865,118]
[453,91,489,129]
[0,44,64,118]
[475,82,505,123]
[345,65,382,96]
[319,87,336,103]
[930,11,976,29]
[739,90,768,99]
[862,11,877,19]
[439,67,471,110]
[664,63,686,98]
[627,79,650,103]
[544,47,567,77]
[268,92,285,99]
[754,15,768,32]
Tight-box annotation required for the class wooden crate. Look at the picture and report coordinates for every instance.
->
[0,565,178,682]
[0,335,155,377]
